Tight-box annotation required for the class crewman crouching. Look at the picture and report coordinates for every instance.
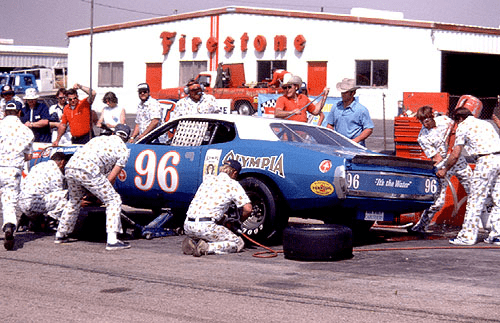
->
[182,159,252,257]
[18,152,71,231]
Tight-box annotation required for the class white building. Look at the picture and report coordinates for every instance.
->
[66,6,500,119]
[0,44,67,72]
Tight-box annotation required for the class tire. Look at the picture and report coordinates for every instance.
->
[283,224,353,261]
[239,177,282,243]
[236,101,254,115]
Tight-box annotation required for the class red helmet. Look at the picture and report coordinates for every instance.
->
[455,95,483,118]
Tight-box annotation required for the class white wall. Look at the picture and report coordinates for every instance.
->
[67,11,500,119]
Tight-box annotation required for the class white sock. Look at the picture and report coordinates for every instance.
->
[107,232,118,244]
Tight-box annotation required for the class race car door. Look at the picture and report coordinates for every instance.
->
[115,119,209,210]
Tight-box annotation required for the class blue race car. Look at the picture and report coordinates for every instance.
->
[32,114,439,242]
[118,114,438,241]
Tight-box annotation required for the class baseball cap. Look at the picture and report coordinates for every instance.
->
[5,100,21,110]
[114,123,131,141]
[137,83,150,92]
[1,85,15,96]
[224,159,242,173]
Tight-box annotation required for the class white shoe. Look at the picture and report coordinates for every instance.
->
[449,237,476,246]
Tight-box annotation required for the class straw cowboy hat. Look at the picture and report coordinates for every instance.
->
[336,78,359,93]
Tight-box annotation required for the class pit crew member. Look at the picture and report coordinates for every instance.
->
[0,101,34,250]
[182,159,252,257]
[54,124,131,251]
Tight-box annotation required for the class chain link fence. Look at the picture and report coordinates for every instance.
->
[449,95,500,120]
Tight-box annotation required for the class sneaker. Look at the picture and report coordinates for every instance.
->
[106,240,131,251]
[182,237,196,255]
[54,235,69,244]
[4,223,15,251]
[193,240,209,257]
[449,237,476,246]
[483,237,500,245]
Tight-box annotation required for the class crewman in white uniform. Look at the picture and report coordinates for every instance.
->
[410,106,472,233]
[18,152,70,228]
[54,124,131,251]
[0,101,34,250]
[438,107,500,245]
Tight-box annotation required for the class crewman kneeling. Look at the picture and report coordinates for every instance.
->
[19,152,70,230]
[182,160,252,257]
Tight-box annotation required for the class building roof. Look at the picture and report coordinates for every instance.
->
[67,6,500,38]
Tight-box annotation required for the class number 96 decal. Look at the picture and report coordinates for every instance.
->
[425,178,438,194]
[134,150,180,192]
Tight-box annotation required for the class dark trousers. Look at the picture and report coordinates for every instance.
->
[71,131,93,144]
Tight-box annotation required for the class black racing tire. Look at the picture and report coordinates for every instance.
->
[282,224,353,261]
[239,177,282,243]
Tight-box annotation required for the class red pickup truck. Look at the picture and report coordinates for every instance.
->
[156,63,283,115]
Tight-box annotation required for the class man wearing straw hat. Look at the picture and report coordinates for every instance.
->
[326,78,373,147]
[274,74,329,123]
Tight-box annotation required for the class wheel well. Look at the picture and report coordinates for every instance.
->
[239,173,288,212]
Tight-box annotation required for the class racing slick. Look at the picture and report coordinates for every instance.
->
[54,124,131,251]
[18,152,70,228]
[0,101,34,250]
[182,159,252,257]
[410,106,472,233]
[438,107,500,245]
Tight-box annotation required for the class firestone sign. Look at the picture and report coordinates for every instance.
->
[160,32,306,55]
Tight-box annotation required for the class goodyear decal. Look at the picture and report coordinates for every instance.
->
[310,180,334,196]
[223,150,285,178]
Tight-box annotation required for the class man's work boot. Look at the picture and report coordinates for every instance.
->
[4,223,16,251]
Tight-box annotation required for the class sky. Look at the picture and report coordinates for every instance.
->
[1,0,499,47]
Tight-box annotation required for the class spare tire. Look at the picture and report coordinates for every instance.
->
[283,224,353,261]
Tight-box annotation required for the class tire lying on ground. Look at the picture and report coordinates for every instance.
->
[283,224,353,261]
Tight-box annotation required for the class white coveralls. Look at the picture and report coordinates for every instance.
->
[184,172,251,254]
[454,116,500,243]
[413,115,472,230]
[18,159,67,220]
[56,135,130,236]
[0,115,34,229]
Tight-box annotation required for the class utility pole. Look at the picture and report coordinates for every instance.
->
[89,0,94,138]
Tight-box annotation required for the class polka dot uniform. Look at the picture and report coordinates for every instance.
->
[184,172,250,254]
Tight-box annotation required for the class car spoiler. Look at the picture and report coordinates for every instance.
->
[351,155,435,170]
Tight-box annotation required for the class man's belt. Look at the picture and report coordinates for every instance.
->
[476,151,500,158]
[187,217,213,222]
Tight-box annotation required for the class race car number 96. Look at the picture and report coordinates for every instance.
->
[425,178,438,194]
[134,150,180,192]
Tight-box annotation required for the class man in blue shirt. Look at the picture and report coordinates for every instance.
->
[20,88,51,143]
[326,78,374,147]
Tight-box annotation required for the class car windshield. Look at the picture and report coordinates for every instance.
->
[270,122,364,149]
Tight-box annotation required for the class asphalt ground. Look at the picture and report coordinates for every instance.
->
[1,211,500,322]
[4,117,499,321]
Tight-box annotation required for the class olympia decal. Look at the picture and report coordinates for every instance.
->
[223,150,285,178]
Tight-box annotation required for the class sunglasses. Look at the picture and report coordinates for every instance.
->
[68,97,78,102]
[58,97,66,100]
[138,90,149,94]
[282,85,293,90]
